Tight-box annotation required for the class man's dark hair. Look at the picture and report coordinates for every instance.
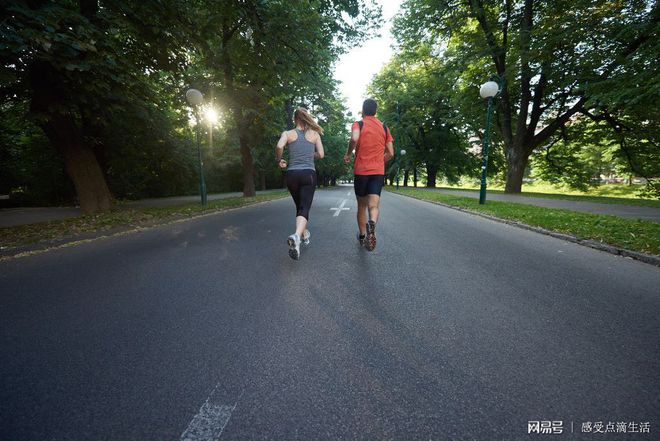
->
[362,99,378,116]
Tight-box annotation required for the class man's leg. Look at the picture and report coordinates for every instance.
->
[357,196,368,235]
[364,194,379,251]
[354,175,369,239]
[367,194,381,224]
[363,175,384,251]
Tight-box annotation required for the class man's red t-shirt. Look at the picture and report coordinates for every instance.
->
[352,116,394,175]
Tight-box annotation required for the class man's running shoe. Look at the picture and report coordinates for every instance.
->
[365,220,376,251]
[287,234,301,260]
[302,229,311,246]
[357,233,366,246]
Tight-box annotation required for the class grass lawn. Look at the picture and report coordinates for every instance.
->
[0,192,288,250]
[390,188,660,256]
[409,181,660,207]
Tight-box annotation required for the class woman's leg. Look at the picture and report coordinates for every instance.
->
[294,170,316,236]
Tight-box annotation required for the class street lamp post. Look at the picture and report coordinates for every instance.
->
[186,89,208,207]
[395,102,403,189]
[478,78,501,204]
[396,149,407,189]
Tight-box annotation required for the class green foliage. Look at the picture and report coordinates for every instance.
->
[185,0,380,191]
[1,0,380,206]
[530,119,616,191]
[369,47,478,186]
[1,1,190,120]
[391,0,659,195]
[0,102,74,205]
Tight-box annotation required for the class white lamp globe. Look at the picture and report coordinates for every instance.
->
[479,81,499,99]
[400,149,407,156]
[186,89,203,106]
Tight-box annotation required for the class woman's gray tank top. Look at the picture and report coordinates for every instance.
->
[287,129,316,171]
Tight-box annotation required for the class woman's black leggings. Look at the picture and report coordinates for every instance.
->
[286,169,317,220]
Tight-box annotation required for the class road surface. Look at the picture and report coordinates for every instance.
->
[1,187,658,440]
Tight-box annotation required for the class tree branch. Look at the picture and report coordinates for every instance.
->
[526,67,548,139]
[468,0,505,73]
[514,0,534,147]
[529,95,587,153]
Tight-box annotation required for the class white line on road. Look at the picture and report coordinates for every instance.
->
[346,191,351,196]
[330,199,350,217]
[180,384,239,441]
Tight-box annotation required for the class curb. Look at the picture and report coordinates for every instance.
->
[0,198,285,261]
[389,191,660,268]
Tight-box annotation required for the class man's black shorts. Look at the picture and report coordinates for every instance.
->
[354,174,385,197]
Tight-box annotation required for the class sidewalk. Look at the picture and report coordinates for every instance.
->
[0,190,283,228]
[396,188,660,222]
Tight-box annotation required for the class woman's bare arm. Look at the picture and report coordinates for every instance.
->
[275,131,288,168]
[314,133,324,159]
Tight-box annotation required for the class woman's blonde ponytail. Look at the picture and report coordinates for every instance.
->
[294,108,324,135]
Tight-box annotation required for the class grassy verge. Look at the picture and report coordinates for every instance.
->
[421,182,660,207]
[428,187,660,207]
[0,192,288,249]
[391,188,660,256]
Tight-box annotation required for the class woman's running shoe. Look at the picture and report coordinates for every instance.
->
[302,229,311,246]
[287,234,301,260]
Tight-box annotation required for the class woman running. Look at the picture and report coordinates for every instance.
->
[275,107,324,260]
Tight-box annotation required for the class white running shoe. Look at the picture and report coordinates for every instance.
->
[302,229,311,246]
[287,234,301,260]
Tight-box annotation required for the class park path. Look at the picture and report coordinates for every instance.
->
[405,187,660,222]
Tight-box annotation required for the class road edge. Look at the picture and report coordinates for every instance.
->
[0,198,284,262]
[388,191,660,268]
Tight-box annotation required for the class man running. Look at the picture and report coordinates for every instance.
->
[343,98,394,251]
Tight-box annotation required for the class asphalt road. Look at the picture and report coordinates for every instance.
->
[1,186,659,440]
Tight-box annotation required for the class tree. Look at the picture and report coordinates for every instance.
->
[1,0,192,212]
[189,0,381,196]
[1,0,381,210]
[369,48,478,187]
[394,0,659,194]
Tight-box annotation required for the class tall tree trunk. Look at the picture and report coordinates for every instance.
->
[260,171,266,191]
[41,115,113,213]
[29,61,113,213]
[403,170,409,187]
[426,164,437,188]
[413,167,418,187]
[221,22,255,198]
[237,125,256,197]
[284,98,295,130]
[504,145,528,193]
[57,130,113,213]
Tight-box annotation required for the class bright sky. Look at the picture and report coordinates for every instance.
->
[334,0,403,118]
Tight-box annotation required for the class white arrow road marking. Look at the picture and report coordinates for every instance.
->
[330,199,350,217]
[180,384,240,441]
